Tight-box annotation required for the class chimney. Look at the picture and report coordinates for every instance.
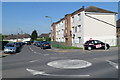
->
[82,6,84,9]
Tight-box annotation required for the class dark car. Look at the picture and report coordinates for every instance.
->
[35,41,42,47]
[17,42,24,47]
[84,40,110,50]
[41,42,51,49]
[33,41,39,45]
[25,41,31,45]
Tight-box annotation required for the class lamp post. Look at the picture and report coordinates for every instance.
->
[45,16,52,24]
[45,16,53,41]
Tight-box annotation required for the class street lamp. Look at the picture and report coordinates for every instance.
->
[45,16,53,41]
[45,16,52,24]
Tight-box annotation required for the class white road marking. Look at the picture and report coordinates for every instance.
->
[29,46,33,51]
[44,54,50,56]
[29,46,39,54]
[29,59,40,63]
[26,68,90,77]
[47,59,92,69]
[26,68,45,75]
[33,52,37,53]
[94,58,97,59]
[106,60,118,69]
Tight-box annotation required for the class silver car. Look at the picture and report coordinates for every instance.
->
[4,43,17,53]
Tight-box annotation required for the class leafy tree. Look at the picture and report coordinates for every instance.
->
[46,37,51,41]
[0,34,2,41]
[31,30,38,40]
[37,38,44,41]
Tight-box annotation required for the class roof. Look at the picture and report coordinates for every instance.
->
[71,6,84,16]
[4,34,31,40]
[39,33,49,38]
[117,19,120,28]
[85,6,117,14]
[53,6,117,25]
[17,34,30,38]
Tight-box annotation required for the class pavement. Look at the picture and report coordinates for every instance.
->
[47,46,118,53]
[2,45,118,78]
[0,50,11,58]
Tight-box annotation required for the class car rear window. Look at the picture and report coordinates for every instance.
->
[85,41,94,44]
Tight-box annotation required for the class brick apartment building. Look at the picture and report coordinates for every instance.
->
[51,6,117,47]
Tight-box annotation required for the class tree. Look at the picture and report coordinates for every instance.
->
[46,37,51,41]
[31,30,38,40]
[0,34,2,41]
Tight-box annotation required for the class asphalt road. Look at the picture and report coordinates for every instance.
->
[2,44,118,78]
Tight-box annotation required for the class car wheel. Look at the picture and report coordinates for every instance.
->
[41,47,43,49]
[104,44,109,50]
[84,47,87,50]
[88,46,92,50]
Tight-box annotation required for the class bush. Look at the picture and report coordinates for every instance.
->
[37,38,44,41]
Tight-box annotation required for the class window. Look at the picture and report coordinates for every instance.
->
[78,25,81,32]
[62,37,64,41]
[75,27,77,32]
[94,40,102,44]
[59,30,60,34]
[78,37,81,43]
[72,16,74,23]
[77,14,81,21]
[72,26,74,32]
[62,29,64,34]
[72,37,75,43]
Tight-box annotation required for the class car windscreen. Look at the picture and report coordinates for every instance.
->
[6,44,14,47]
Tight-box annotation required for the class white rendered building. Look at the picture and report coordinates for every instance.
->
[52,6,117,47]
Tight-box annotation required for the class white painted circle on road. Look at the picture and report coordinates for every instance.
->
[47,59,92,69]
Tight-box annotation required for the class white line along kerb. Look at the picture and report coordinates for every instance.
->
[106,60,118,69]
[26,68,45,75]
[26,68,90,77]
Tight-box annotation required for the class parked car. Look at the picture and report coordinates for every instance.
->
[34,41,48,47]
[84,40,110,50]
[35,41,42,47]
[14,42,21,48]
[40,42,51,49]
[33,41,39,45]
[17,42,24,47]
[4,43,17,53]
[25,41,31,45]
